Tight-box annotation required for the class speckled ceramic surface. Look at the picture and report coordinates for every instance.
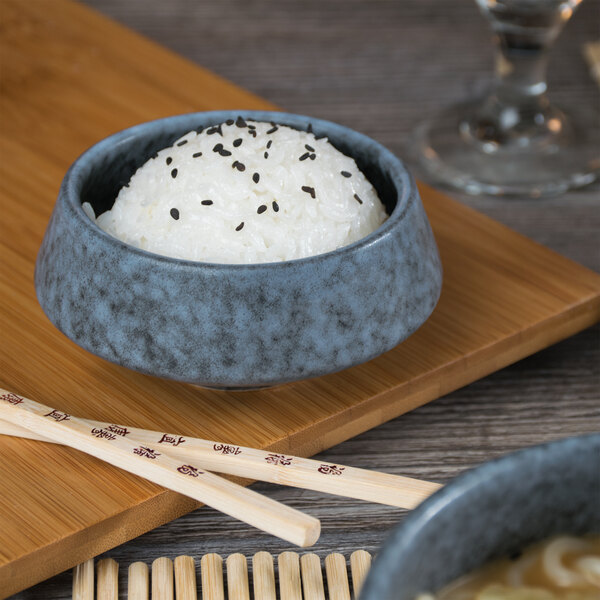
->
[360,434,600,600]
[35,111,442,389]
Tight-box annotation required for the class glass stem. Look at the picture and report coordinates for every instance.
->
[493,36,551,106]
[470,1,576,144]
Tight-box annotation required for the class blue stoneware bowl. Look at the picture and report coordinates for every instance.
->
[35,111,442,390]
[360,434,600,599]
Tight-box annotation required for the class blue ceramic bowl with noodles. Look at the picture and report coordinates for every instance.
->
[360,434,600,599]
[34,111,442,390]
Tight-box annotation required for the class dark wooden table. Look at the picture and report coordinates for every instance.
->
[13,1,599,598]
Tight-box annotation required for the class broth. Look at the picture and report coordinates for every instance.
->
[417,535,600,600]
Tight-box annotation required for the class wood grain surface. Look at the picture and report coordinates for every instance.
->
[4,0,599,598]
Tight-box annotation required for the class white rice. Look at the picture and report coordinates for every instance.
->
[84,119,387,264]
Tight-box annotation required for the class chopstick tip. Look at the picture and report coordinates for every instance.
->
[299,519,321,547]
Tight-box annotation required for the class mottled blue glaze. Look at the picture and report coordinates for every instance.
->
[35,111,442,389]
[360,434,600,600]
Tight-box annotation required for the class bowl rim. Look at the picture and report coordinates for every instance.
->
[360,432,600,599]
[63,109,418,270]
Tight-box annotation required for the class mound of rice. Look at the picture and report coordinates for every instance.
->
[84,118,387,263]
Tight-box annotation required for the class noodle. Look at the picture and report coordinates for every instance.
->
[542,537,590,588]
[574,557,600,587]
[417,535,600,600]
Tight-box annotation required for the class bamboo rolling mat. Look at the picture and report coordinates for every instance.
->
[1,1,599,597]
[73,551,372,599]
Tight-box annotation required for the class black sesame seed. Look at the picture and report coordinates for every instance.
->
[177,140,188,147]
[257,205,267,214]
[305,144,315,152]
[213,143,232,157]
[299,152,310,161]
[248,123,256,130]
[302,185,316,198]
[235,222,244,231]
[170,208,180,220]
[309,153,316,160]
[193,152,202,158]
[341,171,352,178]
[266,125,278,134]
[272,201,279,212]
[201,200,213,206]
[354,193,363,204]
[166,157,173,165]
[233,138,243,147]
[252,172,260,184]
[264,152,269,159]
[266,140,273,149]
[235,116,247,128]
[232,161,246,171]
[249,129,257,138]
[171,168,178,179]
[226,119,234,125]
[207,124,223,136]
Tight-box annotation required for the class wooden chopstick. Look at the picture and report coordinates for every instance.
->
[350,549,372,597]
[152,557,174,600]
[128,562,149,600]
[252,552,276,600]
[174,556,197,600]
[201,553,225,600]
[325,553,351,600]
[226,554,250,600]
[278,552,302,600]
[0,389,320,547]
[300,553,325,600]
[0,392,440,510]
[72,558,94,600]
[97,558,118,600]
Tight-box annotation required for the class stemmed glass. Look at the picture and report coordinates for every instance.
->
[409,0,599,197]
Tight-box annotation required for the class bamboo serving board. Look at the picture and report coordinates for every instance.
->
[1,1,599,596]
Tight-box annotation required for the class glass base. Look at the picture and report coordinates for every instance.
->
[408,98,600,198]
